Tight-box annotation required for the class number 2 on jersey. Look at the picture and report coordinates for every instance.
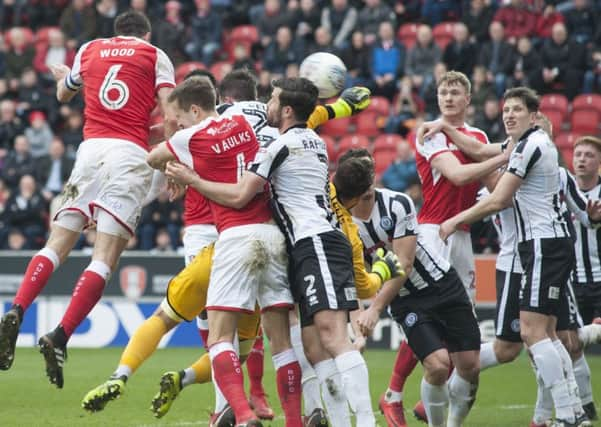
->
[99,64,130,110]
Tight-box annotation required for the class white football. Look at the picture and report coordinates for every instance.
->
[299,52,347,99]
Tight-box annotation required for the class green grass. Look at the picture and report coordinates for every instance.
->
[0,348,600,426]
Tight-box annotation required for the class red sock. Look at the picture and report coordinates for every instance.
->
[276,361,302,427]
[198,328,209,350]
[60,270,106,337]
[247,335,265,396]
[211,347,255,422]
[13,254,57,311]
[389,340,419,393]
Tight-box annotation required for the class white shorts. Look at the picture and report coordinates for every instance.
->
[207,223,293,313]
[54,138,153,235]
[419,224,475,300]
[182,224,218,266]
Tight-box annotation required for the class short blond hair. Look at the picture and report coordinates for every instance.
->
[437,71,471,94]
[574,136,601,153]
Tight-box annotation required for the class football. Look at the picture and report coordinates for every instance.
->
[299,52,347,99]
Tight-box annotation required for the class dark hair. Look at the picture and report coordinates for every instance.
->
[219,69,257,102]
[337,148,373,165]
[184,69,218,104]
[114,11,151,38]
[334,157,375,200]
[503,86,539,112]
[168,76,216,111]
[272,77,318,122]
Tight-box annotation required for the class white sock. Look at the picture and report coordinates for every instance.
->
[578,324,601,346]
[421,377,448,427]
[552,340,584,416]
[290,323,322,415]
[447,372,478,427]
[530,339,574,422]
[334,351,375,427]
[384,388,403,404]
[181,367,196,387]
[314,359,351,427]
[531,360,553,425]
[573,355,594,405]
[113,365,132,379]
[479,341,500,371]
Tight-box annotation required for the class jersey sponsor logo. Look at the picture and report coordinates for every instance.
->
[205,120,238,137]
[100,48,136,58]
[404,312,418,327]
[380,216,394,231]
[119,266,147,299]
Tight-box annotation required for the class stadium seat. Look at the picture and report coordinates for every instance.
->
[555,132,582,149]
[355,112,381,137]
[318,116,352,138]
[373,134,403,154]
[540,94,569,121]
[432,22,454,50]
[397,23,419,50]
[223,38,253,63]
[34,26,59,49]
[540,109,564,135]
[175,61,206,83]
[337,135,370,159]
[4,27,34,48]
[209,61,233,82]
[320,134,337,162]
[570,110,600,134]
[373,150,396,175]
[560,147,574,171]
[572,94,601,116]
[366,96,392,116]
[405,129,417,148]
[228,25,259,44]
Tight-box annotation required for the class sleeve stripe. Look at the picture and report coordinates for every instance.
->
[266,145,290,178]
[65,74,82,91]
[165,141,181,162]
[567,173,588,211]
[523,146,541,177]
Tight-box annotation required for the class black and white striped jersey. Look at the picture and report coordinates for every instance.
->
[571,176,601,284]
[352,188,451,298]
[507,127,570,242]
[218,101,280,146]
[248,124,335,244]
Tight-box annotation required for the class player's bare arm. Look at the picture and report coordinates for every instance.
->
[439,172,522,242]
[430,150,509,187]
[147,142,176,171]
[51,64,79,103]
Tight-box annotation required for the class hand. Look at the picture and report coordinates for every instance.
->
[439,219,458,243]
[165,161,199,186]
[586,199,601,224]
[338,86,371,115]
[49,64,71,81]
[356,307,380,337]
[167,178,186,202]
[417,120,444,145]
[352,335,367,353]
[371,248,405,283]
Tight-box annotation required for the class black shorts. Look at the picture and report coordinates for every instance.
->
[574,282,601,325]
[557,280,582,331]
[495,269,522,342]
[291,230,359,327]
[518,238,574,316]
[389,269,481,362]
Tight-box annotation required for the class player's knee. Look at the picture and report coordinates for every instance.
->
[455,358,480,383]
[495,341,522,364]
[423,352,450,385]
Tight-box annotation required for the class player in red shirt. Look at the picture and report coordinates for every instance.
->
[0,11,175,388]
[147,76,302,427]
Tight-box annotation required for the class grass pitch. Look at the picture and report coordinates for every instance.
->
[0,347,600,426]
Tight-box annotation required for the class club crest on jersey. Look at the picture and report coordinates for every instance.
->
[405,312,418,327]
[380,216,394,231]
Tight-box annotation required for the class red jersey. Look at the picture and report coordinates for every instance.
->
[66,36,175,151]
[183,187,213,226]
[167,114,272,232]
[415,124,489,227]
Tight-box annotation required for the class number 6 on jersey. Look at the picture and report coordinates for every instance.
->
[99,64,130,110]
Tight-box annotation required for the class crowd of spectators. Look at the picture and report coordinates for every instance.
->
[0,0,600,253]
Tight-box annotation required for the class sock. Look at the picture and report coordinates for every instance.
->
[421,377,449,427]
[290,323,321,415]
[198,327,209,350]
[479,341,500,371]
[530,338,574,422]
[13,248,60,312]
[387,340,418,402]
[118,315,167,375]
[190,353,212,385]
[60,261,111,337]
[113,365,132,379]
[209,341,255,422]
[314,359,351,427]
[553,340,585,416]
[273,349,302,427]
[531,360,553,425]
[212,366,229,413]
[182,367,196,387]
[247,334,266,397]
[447,372,478,427]
[334,350,375,427]
[578,324,601,347]
[573,355,594,405]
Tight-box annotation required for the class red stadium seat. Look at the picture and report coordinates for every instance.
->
[355,112,381,137]
[540,94,568,120]
[223,39,253,63]
[34,26,60,49]
[373,150,396,175]
[432,22,454,50]
[560,147,574,171]
[405,129,417,148]
[570,110,600,134]
[318,116,352,138]
[209,61,233,82]
[397,23,419,50]
[320,134,337,162]
[175,61,206,83]
[554,132,582,149]
[373,134,403,154]
[337,135,370,159]
[228,25,259,44]
[366,96,391,116]
[572,94,601,116]
[540,109,564,135]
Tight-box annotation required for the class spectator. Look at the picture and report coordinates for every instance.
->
[380,140,418,192]
[25,111,53,159]
[232,43,256,72]
[442,22,477,76]
[289,0,321,46]
[369,21,405,100]
[562,0,597,44]
[17,68,55,119]
[0,99,26,155]
[357,0,396,46]
[469,65,495,118]
[477,21,515,98]
[60,109,83,158]
[256,70,272,102]
[421,0,461,26]
[0,36,6,78]
[138,190,182,251]
[6,228,26,250]
[584,42,601,93]
[0,1,27,30]
[535,3,564,41]
[392,0,421,24]
[509,36,542,87]
[257,0,292,50]
[2,134,35,188]
[285,63,299,78]
[305,26,336,55]
[405,24,441,97]
[263,26,301,75]
[493,0,536,44]
[154,1,186,66]
[35,138,73,201]
[422,61,447,120]
[340,30,371,87]
[321,0,357,49]
[0,177,10,246]
[185,0,222,65]
[532,22,587,100]
[474,97,505,142]
[33,29,76,84]
[95,0,118,39]
[3,174,47,249]
[385,76,420,134]
[5,27,35,85]
[150,228,175,253]
[26,0,69,30]
[0,79,9,103]
[462,0,495,44]
[59,0,97,49]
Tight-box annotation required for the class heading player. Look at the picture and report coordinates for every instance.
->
[0,11,175,388]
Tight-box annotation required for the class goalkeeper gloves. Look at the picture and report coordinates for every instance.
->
[371,248,406,283]
[328,86,371,118]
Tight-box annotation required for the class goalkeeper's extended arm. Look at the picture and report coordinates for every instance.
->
[371,248,406,283]
[306,86,371,129]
